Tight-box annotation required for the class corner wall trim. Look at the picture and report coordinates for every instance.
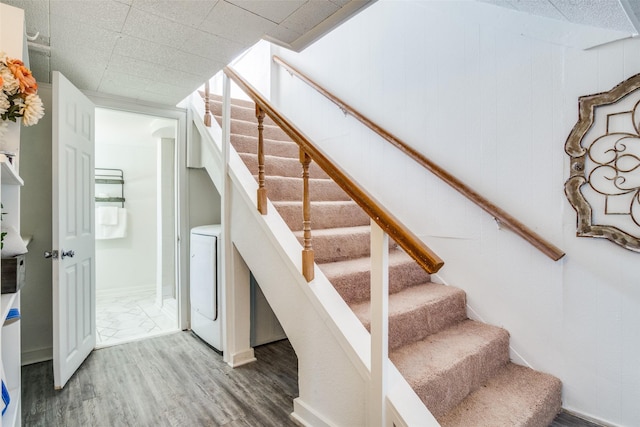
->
[22,347,53,366]
[226,348,256,368]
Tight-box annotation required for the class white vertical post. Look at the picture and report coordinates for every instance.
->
[221,73,233,365]
[370,220,389,427]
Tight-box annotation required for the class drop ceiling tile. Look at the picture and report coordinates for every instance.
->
[180,30,246,63]
[199,1,277,44]
[140,90,184,106]
[172,50,224,77]
[107,54,167,81]
[146,80,190,97]
[329,0,352,6]
[113,36,177,64]
[266,24,303,46]
[550,0,635,32]
[99,69,156,95]
[131,0,218,27]
[158,68,205,89]
[226,0,306,24]
[50,0,130,32]
[280,0,340,34]
[499,0,567,21]
[49,14,120,62]
[51,54,105,91]
[122,6,199,49]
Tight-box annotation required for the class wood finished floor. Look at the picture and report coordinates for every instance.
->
[22,331,601,427]
[22,332,299,427]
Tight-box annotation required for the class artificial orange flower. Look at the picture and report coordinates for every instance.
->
[6,59,38,95]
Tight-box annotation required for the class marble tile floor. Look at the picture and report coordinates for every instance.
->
[96,289,178,348]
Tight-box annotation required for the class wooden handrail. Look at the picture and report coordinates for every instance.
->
[273,55,565,261]
[224,65,444,274]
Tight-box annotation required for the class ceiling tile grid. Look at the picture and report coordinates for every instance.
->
[0,0,372,105]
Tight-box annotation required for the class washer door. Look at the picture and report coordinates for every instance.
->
[190,233,217,320]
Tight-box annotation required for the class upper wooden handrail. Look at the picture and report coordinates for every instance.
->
[273,55,565,261]
[224,66,444,274]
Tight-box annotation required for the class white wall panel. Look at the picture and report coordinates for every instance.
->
[271,0,640,425]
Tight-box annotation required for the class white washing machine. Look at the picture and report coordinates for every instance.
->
[190,224,223,352]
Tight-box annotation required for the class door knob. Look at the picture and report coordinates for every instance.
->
[44,250,58,259]
[61,249,75,259]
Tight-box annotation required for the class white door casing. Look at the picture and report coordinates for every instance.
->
[52,71,96,389]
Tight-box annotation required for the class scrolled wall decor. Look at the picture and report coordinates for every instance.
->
[565,73,640,252]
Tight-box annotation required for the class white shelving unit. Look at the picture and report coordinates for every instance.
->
[1,156,23,427]
[1,4,27,426]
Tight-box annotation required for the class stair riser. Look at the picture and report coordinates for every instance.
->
[412,334,510,418]
[210,101,257,123]
[207,93,284,128]
[213,107,281,129]
[323,260,430,305]
[294,229,395,263]
[229,118,290,141]
[231,134,299,159]
[240,153,330,179]
[265,177,351,203]
[274,202,370,231]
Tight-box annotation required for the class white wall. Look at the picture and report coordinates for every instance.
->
[20,84,53,364]
[272,1,640,425]
[95,108,162,293]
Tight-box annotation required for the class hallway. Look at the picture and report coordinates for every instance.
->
[21,331,599,426]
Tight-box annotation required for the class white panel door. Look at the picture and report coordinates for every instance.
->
[52,71,96,389]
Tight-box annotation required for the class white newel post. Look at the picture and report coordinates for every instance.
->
[370,220,390,426]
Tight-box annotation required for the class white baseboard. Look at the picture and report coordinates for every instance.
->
[22,347,52,366]
[291,398,338,427]
[96,284,155,298]
[227,348,256,367]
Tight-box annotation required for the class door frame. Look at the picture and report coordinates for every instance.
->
[86,92,189,331]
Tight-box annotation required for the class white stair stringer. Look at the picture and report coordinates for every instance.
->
[188,94,438,427]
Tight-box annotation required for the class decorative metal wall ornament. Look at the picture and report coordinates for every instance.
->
[565,73,640,252]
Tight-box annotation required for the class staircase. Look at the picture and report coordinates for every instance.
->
[211,95,562,426]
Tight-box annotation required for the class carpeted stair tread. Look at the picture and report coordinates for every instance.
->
[437,362,562,427]
[263,176,351,202]
[293,225,395,263]
[390,319,510,418]
[231,134,299,159]
[350,282,467,350]
[319,249,431,304]
[240,153,330,179]
[272,200,369,231]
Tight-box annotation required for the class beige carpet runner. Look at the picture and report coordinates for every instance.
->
[210,95,562,426]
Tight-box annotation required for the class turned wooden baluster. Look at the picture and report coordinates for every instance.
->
[300,149,314,281]
[204,81,212,127]
[256,105,267,214]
